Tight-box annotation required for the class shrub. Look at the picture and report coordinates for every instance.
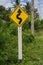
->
[23,33,34,43]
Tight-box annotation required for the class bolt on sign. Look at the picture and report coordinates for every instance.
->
[9,5,29,27]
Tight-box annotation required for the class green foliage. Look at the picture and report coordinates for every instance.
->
[23,33,34,43]
[16,0,19,5]
[23,17,31,30]
[0,4,43,65]
[40,19,43,29]
[34,9,39,19]
[34,19,43,30]
[0,19,18,65]
[0,19,3,27]
[34,18,41,30]
[0,6,10,21]
[0,17,43,65]
[25,2,31,14]
[9,23,17,35]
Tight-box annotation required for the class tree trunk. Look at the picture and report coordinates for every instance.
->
[31,0,34,36]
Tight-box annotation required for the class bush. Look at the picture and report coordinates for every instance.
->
[9,23,17,36]
[23,18,31,30]
[23,33,34,43]
[40,19,43,29]
[34,19,41,30]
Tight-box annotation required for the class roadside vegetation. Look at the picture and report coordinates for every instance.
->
[0,3,43,65]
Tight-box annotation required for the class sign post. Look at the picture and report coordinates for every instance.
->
[18,26,22,61]
[9,5,29,61]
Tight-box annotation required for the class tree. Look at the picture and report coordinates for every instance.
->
[0,6,11,21]
[25,2,31,14]
[24,1,40,32]
[34,9,39,20]
[15,0,19,5]
[31,0,34,36]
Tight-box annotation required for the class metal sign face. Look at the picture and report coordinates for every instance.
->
[9,6,29,27]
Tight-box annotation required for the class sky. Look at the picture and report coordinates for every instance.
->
[35,0,43,19]
[0,0,43,19]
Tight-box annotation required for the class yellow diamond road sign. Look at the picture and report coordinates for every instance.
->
[9,6,29,27]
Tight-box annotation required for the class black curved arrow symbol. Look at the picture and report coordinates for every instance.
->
[16,9,22,24]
